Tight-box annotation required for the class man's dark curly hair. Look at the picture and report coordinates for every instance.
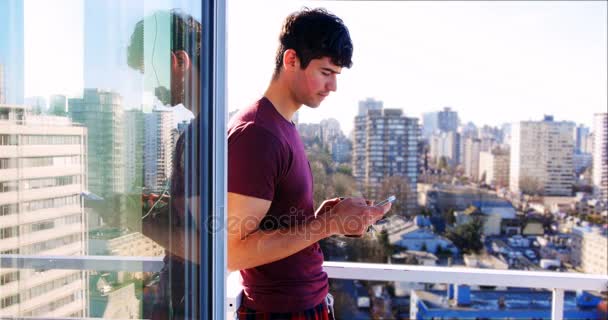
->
[273,8,353,79]
[127,9,202,72]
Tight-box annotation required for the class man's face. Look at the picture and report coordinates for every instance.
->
[292,57,341,108]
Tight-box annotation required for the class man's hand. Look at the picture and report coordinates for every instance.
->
[323,197,391,237]
[314,197,342,218]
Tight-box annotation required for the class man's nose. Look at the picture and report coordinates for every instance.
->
[327,76,337,92]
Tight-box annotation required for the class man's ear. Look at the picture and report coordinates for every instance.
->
[171,50,191,73]
[282,49,299,72]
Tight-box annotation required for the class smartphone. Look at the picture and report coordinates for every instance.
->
[375,195,396,207]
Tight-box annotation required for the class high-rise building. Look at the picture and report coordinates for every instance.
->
[353,98,383,182]
[124,109,145,193]
[437,107,458,133]
[69,89,125,198]
[582,132,594,154]
[329,136,352,163]
[478,149,510,187]
[458,122,478,166]
[144,107,174,192]
[574,124,590,154]
[0,104,87,318]
[49,94,68,116]
[593,113,607,201]
[509,116,575,196]
[429,131,460,166]
[463,138,481,181]
[353,104,419,215]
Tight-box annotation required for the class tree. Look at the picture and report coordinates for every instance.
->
[519,175,543,196]
[445,217,484,254]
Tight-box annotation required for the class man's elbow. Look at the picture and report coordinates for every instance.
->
[227,241,243,272]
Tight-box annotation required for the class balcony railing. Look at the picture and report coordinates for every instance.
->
[2,255,607,320]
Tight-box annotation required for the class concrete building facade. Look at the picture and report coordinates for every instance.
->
[0,104,87,318]
[510,116,575,196]
[593,113,607,201]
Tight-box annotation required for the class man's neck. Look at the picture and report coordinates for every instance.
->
[264,79,301,122]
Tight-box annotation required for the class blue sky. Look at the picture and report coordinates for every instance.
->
[3,0,606,133]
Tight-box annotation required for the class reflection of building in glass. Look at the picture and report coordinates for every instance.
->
[0,0,24,105]
[353,102,419,214]
[593,113,608,201]
[69,89,125,198]
[0,104,87,318]
[124,109,145,193]
[24,96,47,115]
[87,228,163,318]
[0,64,5,104]
[510,116,575,196]
[144,107,174,192]
[49,94,68,116]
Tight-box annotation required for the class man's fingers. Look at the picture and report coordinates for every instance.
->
[379,202,392,214]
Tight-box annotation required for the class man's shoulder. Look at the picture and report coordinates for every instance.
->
[228,98,287,145]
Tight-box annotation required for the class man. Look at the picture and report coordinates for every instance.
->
[228,8,392,319]
[128,9,202,319]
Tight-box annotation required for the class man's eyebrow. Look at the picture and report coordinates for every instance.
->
[321,67,341,75]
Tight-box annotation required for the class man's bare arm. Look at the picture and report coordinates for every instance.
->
[227,192,335,272]
[227,192,390,272]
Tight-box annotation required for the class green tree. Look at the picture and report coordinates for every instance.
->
[445,217,484,254]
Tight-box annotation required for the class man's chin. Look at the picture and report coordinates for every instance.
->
[304,100,322,108]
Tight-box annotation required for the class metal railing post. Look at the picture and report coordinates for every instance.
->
[551,288,564,320]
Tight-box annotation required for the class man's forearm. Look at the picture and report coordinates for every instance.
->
[228,214,334,271]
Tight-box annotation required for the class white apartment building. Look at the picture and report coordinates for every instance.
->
[593,113,607,201]
[510,116,575,196]
[429,131,460,166]
[463,137,481,181]
[478,149,510,187]
[571,226,608,275]
[0,104,87,318]
[144,107,174,192]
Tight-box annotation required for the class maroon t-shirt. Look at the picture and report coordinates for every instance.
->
[228,97,328,312]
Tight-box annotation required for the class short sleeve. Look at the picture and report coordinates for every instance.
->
[228,123,285,201]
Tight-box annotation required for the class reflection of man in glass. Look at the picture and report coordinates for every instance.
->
[127,10,201,319]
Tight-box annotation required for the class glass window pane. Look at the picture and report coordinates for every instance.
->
[0,1,221,319]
